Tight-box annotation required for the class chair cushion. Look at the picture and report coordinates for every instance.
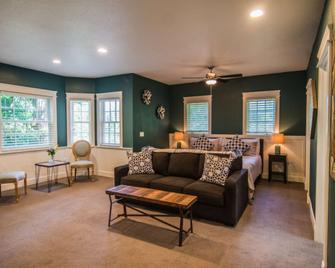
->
[70,160,94,168]
[152,152,170,175]
[0,171,26,182]
[168,153,200,179]
[183,180,225,207]
[150,176,195,193]
[121,174,163,187]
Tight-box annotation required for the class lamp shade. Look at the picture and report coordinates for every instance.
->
[271,133,285,144]
[174,132,184,141]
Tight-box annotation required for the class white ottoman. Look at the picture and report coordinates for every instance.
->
[0,171,27,202]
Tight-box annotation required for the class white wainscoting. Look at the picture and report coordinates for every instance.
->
[169,134,306,183]
[0,147,130,192]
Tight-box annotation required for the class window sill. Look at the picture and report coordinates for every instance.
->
[95,145,132,151]
[0,146,50,155]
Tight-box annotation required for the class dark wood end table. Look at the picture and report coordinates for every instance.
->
[268,154,287,183]
[106,185,198,247]
[35,160,71,193]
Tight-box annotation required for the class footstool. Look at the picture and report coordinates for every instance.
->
[0,171,27,202]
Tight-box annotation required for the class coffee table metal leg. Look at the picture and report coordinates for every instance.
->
[35,165,41,190]
[108,195,113,227]
[190,207,193,233]
[179,208,184,247]
[47,167,52,193]
[123,203,127,218]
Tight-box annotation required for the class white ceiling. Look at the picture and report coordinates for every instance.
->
[0,0,324,85]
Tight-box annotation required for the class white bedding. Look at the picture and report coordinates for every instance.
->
[243,155,262,198]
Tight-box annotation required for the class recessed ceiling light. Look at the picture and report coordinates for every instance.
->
[97,47,108,54]
[250,9,264,18]
[52,58,61,64]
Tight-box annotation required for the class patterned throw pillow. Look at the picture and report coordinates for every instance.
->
[223,136,250,153]
[192,135,214,151]
[127,151,155,175]
[200,154,232,186]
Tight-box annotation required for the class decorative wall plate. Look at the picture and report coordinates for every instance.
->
[142,89,152,105]
[156,105,166,120]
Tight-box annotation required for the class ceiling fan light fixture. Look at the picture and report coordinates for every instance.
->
[206,79,217,85]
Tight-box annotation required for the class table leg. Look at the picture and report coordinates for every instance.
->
[65,165,71,187]
[123,203,127,218]
[189,207,193,233]
[54,166,59,184]
[47,167,52,193]
[35,165,41,190]
[108,195,113,227]
[179,207,184,247]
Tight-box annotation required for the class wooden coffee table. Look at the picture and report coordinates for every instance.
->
[105,185,198,246]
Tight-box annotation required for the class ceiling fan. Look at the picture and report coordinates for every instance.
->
[182,66,242,85]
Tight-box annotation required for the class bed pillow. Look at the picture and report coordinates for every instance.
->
[127,151,155,175]
[242,139,260,156]
[223,135,250,153]
[190,136,221,151]
[200,154,232,186]
[192,135,214,151]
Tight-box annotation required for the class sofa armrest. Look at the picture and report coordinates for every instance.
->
[114,164,129,186]
[224,169,248,226]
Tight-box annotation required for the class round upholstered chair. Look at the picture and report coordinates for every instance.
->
[0,171,27,202]
[71,140,95,182]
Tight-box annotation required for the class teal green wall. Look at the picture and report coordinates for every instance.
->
[95,74,134,148]
[132,74,169,151]
[169,71,306,135]
[306,0,335,266]
[0,63,67,146]
[65,77,95,93]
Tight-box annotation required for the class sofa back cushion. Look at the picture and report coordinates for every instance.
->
[152,152,170,175]
[168,153,200,179]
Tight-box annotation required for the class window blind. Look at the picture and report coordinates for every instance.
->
[247,98,276,134]
[0,91,56,150]
[186,102,209,132]
[99,98,121,146]
[70,100,92,143]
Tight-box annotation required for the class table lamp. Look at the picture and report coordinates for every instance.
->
[271,133,285,155]
[174,132,184,149]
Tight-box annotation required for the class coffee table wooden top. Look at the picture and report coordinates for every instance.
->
[106,185,198,209]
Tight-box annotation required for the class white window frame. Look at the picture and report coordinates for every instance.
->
[66,93,95,146]
[183,95,212,134]
[0,82,57,153]
[242,90,280,135]
[96,91,123,147]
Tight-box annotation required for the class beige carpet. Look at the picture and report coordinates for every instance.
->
[0,177,322,268]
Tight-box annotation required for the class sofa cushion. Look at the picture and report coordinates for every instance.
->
[152,152,170,175]
[168,153,200,179]
[199,153,242,174]
[183,180,225,207]
[127,151,155,175]
[121,174,163,187]
[200,154,232,186]
[150,176,195,193]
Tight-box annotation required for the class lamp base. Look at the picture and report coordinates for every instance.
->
[176,141,182,149]
[275,145,281,155]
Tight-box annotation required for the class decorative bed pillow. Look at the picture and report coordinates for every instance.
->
[242,139,259,156]
[127,151,155,175]
[190,137,221,151]
[192,135,214,151]
[200,154,232,186]
[223,135,250,153]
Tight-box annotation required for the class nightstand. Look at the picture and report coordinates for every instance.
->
[268,154,287,183]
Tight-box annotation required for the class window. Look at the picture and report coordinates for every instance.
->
[243,90,280,135]
[184,95,211,133]
[66,93,95,145]
[0,83,57,152]
[97,92,122,147]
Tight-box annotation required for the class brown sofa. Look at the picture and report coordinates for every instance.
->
[114,152,248,226]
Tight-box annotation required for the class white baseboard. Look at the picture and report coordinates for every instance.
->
[307,193,316,235]
[0,169,114,192]
[262,173,305,183]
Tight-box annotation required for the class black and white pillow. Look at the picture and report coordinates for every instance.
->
[223,136,250,153]
[127,151,155,175]
[200,154,232,186]
[192,135,214,151]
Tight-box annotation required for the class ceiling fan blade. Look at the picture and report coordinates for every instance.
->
[181,77,205,79]
[218,73,243,79]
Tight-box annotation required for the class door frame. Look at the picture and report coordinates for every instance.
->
[315,24,332,267]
